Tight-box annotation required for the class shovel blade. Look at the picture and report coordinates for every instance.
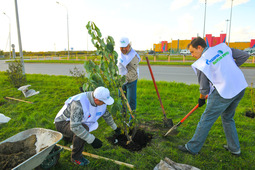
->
[164,124,179,136]
[163,118,173,128]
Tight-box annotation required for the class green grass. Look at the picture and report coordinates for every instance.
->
[0,72,254,169]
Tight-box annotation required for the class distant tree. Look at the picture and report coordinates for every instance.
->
[0,50,4,56]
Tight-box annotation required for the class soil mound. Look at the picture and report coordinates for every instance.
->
[0,135,37,169]
[107,129,152,152]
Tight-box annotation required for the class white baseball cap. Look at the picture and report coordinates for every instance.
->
[94,86,114,105]
[120,37,129,47]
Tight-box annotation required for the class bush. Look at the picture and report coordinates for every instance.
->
[5,60,27,88]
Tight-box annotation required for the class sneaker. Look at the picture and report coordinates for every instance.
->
[72,156,90,166]
[223,145,241,156]
[178,145,197,155]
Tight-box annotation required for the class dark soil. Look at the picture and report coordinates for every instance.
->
[246,111,255,118]
[107,129,152,152]
[0,135,37,169]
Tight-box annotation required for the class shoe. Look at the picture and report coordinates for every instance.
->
[72,156,90,166]
[223,145,241,156]
[178,145,196,155]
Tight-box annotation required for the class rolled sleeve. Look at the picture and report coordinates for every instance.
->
[102,109,117,130]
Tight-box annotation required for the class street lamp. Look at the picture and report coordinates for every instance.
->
[3,12,11,59]
[225,19,229,43]
[228,0,234,46]
[56,1,70,60]
[225,19,229,34]
[14,0,25,75]
[203,0,207,38]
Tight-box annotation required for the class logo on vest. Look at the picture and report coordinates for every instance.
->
[96,112,101,116]
[206,50,229,65]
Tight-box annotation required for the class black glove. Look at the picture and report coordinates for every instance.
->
[91,138,102,149]
[198,98,206,107]
[114,127,121,135]
[79,87,84,92]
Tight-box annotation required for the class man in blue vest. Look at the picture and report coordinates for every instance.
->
[54,86,120,166]
[117,37,141,121]
[178,37,249,156]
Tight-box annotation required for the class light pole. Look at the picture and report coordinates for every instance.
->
[225,19,229,34]
[56,1,70,60]
[228,0,234,46]
[3,12,12,59]
[171,38,172,55]
[203,0,207,38]
[14,0,25,75]
[225,19,229,43]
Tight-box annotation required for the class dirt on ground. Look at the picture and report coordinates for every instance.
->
[0,134,37,170]
[107,129,152,152]
[246,111,255,118]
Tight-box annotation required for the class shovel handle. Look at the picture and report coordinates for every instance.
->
[145,57,166,116]
[180,95,208,123]
[180,104,199,123]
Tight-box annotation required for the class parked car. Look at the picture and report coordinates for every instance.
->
[148,50,155,54]
[180,49,191,55]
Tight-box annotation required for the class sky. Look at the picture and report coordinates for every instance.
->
[0,0,254,52]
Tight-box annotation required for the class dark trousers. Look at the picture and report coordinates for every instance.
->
[55,121,89,160]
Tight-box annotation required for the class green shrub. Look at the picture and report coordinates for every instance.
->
[5,60,27,88]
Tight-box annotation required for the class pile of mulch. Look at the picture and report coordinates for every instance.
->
[0,135,37,169]
[107,129,152,152]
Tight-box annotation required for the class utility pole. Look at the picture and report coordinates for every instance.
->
[225,19,229,43]
[203,0,207,38]
[56,1,70,60]
[14,0,25,75]
[228,0,234,46]
[3,12,11,59]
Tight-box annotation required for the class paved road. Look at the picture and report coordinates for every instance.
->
[0,60,254,87]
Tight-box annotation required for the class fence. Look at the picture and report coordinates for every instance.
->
[23,53,255,64]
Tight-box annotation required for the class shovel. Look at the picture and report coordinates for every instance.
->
[165,95,208,136]
[145,57,173,128]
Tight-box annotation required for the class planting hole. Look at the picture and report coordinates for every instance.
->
[245,111,255,118]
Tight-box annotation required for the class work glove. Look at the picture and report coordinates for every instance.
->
[91,138,102,149]
[79,87,84,92]
[198,98,206,107]
[114,127,121,135]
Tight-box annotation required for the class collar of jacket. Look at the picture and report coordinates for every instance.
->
[86,91,97,107]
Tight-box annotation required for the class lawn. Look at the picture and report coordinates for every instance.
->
[0,72,254,169]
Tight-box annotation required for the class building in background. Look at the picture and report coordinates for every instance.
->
[153,34,252,53]
[205,34,226,47]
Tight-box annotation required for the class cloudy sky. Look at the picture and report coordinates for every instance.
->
[0,0,254,52]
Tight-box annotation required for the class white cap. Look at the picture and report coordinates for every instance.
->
[94,87,114,105]
[120,37,129,47]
